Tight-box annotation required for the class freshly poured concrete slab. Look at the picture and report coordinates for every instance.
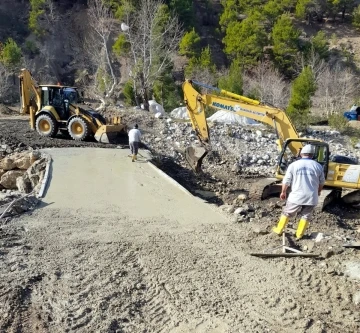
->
[40,147,226,225]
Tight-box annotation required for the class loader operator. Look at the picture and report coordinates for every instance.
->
[272,144,325,239]
[128,124,141,162]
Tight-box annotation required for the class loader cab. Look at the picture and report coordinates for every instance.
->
[40,85,80,120]
[277,139,330,178]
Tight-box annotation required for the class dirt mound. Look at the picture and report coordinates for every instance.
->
[0,104,17,117]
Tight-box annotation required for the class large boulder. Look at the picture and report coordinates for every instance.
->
[16,173,32,193]
[14,151,41,170]
[0,151,41,171]
[0,170,26,189]
[0,157,15,170]
[149,100,165,116]
[0,169,5,178]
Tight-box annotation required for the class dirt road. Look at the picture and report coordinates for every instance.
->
[0,148,359,332]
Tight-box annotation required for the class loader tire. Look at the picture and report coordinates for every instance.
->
[36,114,58,138]
[68,117,89,141]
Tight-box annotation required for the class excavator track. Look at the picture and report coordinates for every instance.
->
[316,188,342,211]
[248,178,280,201]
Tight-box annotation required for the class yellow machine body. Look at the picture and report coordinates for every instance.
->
[19,68,126,143]
[182,79,360,201]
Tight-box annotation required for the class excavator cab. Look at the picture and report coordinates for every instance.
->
[277,139,330,178]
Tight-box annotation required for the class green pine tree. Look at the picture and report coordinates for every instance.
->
[353,5,360,29]
[287,66,316,120]
[218,59,243,95]
[223,11,267,66]
[271,14,300,75]
[179,28,201,57]
[0,38,22,68]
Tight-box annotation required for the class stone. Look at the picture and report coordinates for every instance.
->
[231,163,241,173]
[225,205,235,214]
[234,207,247,215]
[29,174,40,189]
[27,158,47,176]
[243,203,254,212]
[248,211,255,218]
[353,291,360,305]
[252,224,267,234]
[14,153,32,170]
[16,173,32,193]
[256,130,263,137]
[0,157,15,170]
[154,137,161,142]
[0,169,5,178]
[0,170,26,189]
[237,193,248,201]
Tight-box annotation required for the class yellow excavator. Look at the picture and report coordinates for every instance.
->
[183,79,360,207]
[19,69,127,143]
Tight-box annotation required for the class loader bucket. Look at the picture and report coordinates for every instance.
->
[94,124,125,143]
[185,145,208,173]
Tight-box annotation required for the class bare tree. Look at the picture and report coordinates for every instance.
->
[121,0,183,110]
[0,63,11,102]
[294,47,327,83]
[311,64,358,116]
[242,62,290,109]
[87,0,117,102]
[44,0,60,24]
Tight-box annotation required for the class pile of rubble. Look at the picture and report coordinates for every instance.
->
[123,110,356,176]
[0,149,49,219]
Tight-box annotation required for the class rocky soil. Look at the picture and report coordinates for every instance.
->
[0,110,360,332]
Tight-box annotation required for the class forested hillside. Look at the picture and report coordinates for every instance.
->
[1,0,360,127]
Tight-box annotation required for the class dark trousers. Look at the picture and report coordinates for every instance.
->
[130,141,139,155]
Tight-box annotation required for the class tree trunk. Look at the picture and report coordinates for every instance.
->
[142,88,149,111]
[103,36,116,98]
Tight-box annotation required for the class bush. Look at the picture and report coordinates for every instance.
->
[179,28,200,57]
[24,40,39,57]
[328,113,349,133]
[0,38,22,67]
[122,80,136,106]
[112,34,130,57]
[29,0,46,36]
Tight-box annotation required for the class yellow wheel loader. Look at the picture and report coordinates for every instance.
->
[182,79,360,209]
[19,69,127,143]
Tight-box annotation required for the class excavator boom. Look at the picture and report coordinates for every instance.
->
[182,80,302,172]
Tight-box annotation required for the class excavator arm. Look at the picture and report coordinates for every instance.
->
[19,69,41,115]
[182,80,303,171]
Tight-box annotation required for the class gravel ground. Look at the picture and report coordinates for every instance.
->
[0,112,360,332]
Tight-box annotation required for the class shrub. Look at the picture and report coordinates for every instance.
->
[328,113,349,133]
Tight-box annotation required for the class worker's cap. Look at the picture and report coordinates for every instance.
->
[301,144,315,154]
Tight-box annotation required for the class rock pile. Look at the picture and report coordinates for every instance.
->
[0,150,48,194]
[142,116,359,177]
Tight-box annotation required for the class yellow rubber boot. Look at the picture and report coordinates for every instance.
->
[295,219,309,239]
[272,215,289,235]
[132,154,135,162]
[134,154,137,161]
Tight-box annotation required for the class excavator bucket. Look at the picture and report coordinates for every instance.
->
[94,124,126,143]
[185,145,208,173]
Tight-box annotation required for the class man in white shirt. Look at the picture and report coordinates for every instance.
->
[128,124,141,162]
[272,144,325,239]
